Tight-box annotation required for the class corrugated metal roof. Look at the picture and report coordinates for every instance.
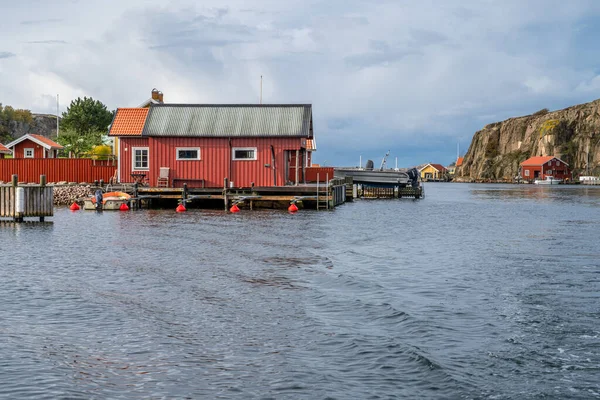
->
[142,104,312,137]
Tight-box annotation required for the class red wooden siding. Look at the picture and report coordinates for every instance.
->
[119,137,150,184]
[13,139,46,158]
[118,137,306,187]
[0,159,116,183]
[305,167,334,182]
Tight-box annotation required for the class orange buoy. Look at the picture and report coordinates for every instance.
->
[119,203,129,211]
[230,204,240,213]
[288,203,299,212]
[176,204,186,212]
[70,202,80,211]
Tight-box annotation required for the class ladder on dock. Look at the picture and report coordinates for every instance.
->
[316,173,329,210]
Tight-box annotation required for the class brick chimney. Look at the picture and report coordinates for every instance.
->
[151,88,159,101]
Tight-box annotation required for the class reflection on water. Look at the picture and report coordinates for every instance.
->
[1,183,599,399]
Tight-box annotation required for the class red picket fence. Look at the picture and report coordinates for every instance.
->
[0,159,117,183]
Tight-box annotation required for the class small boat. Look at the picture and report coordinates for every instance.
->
[534,176,562,185]
[84,191,131,210]
[334,151,420,187]
[334,167,417,186]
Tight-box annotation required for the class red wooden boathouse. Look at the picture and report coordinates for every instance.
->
[109,104,316,188]
[520,156,570,181]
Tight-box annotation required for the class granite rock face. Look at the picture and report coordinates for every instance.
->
[456,99,600,181]
[5,114,59,141]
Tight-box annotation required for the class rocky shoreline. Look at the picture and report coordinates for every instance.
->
[52,185,95,205]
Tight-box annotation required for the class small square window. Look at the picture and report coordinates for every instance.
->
[24,148,34,158]
[232,147,257,160]
[525,170,530,176]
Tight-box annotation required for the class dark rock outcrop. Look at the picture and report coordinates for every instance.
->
[6,114,59,140]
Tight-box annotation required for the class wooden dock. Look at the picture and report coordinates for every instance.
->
[122,177,348,211]
[0,175,53,222]
[114,176,423,211]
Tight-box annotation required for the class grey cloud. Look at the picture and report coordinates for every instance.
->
[0,51,16,59]
[369,40,390,51]
[149,38,252,49]
[345,49,420,68]
[26,40,69,44]
[21,18,63,25]
[410,29,448,46]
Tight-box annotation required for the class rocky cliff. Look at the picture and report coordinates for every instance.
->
[4,114,59,141]
[456,99,600,181]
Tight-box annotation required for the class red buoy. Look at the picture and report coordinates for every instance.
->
[230,204,240,213]
[119,203,129,211]
[176,204,186,212]
[288,203,299,212]
[69,202,80,211]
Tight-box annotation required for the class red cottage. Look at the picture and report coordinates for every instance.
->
[0,143,11,159]
[5,134,63,159]
[520,156,570,182]
[109,104,316,188]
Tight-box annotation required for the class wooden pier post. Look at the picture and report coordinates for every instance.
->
[11,174,18,187]
[183,183,188,207]
[133,182,139,209]
[40,175,46,222]
[224,177,229,211]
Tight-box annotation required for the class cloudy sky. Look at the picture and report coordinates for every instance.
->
[2,0,600,167]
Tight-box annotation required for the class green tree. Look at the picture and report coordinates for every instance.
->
[56,128,104,158]
[61,97,113,134]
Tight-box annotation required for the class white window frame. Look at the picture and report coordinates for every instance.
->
[176,147,201,161]
[132,147,149,170]
[24,148,34,158]
[232,147,257,161]
[525,170,530,177]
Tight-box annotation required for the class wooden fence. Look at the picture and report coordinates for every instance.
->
[0,159,117,184]
[1,176,53,221]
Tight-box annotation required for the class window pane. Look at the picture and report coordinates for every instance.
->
[178,150,198,159]
[134,149,148,168]
[235,150,254,159]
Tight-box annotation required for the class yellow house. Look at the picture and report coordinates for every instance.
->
[419,163,448,181]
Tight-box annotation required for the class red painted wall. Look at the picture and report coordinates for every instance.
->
[0,159,116,183]
[521,159,570,181]
[13,139,45,158]
[118,137,150,184]
[305,167,334,182]
[119,136,307,187]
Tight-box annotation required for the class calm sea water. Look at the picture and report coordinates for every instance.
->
[1,183,599,399]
